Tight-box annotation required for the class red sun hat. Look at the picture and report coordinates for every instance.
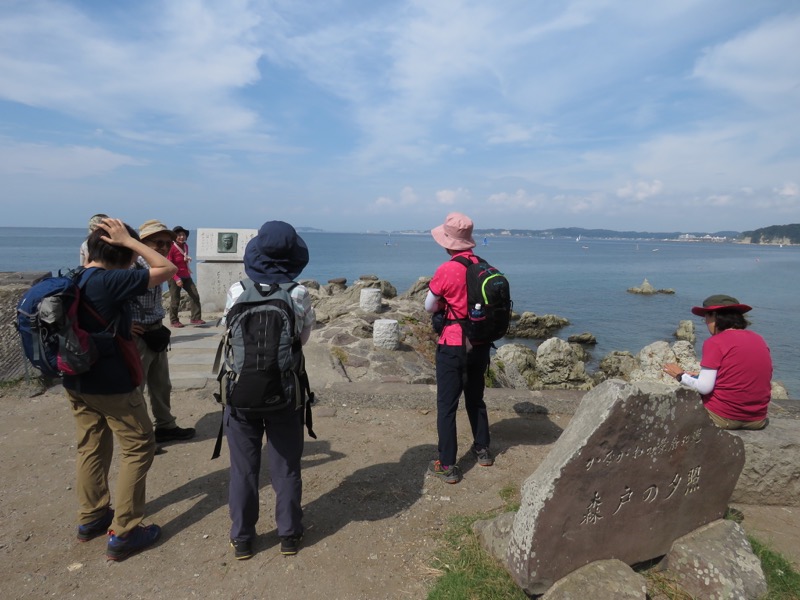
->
[691,294,752,316]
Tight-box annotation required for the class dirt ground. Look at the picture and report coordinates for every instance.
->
[0,383,572,600]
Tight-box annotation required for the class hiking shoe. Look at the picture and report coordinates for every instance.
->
[472,445,495,467]
[427,460,462,484]
[77,507,114,542]
[170,321,184,328]
[154,426,196,443]
[106,524,161,561]
[230,538,253,560]
[280,535,302,556]
[190,319,206,325]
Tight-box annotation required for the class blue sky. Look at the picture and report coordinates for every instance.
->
[1,0,799,233]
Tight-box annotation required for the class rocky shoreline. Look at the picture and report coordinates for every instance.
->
[303,274,791,402]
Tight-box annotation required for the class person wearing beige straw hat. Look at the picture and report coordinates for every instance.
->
[132,220,196,444]
[663,294,772,430]
[424,212,493,484]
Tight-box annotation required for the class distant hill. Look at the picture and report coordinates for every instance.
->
[472,227,740,241]
[740,224,800,244]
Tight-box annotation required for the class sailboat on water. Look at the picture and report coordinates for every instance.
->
[482,236,489,246]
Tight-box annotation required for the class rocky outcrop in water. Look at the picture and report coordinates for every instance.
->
[626,277,674,295]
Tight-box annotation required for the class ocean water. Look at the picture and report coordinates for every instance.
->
[2,227,798,396]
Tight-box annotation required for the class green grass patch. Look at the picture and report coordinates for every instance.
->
[427,512,527,600]
[750,536,800,600]
[427,488,526,600]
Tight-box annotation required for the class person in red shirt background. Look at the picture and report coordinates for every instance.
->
[166,225,205,327]
[424,212,494,484]
[663,294,772,430]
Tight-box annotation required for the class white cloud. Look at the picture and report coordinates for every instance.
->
[0,138,142,179]
[399,186,419,205]
[707,194,733,207]
[436,188,470,205]
[368,186,421,212]
[616,180,664,201]
[0,0,266,144]
[775,182,799,197]
[487,189,541,209]
[693,14,800,111]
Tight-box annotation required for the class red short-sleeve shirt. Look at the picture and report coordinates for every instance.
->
[700,329,772,421]
[429,251,475,346]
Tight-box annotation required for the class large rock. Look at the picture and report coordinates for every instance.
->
[492,343,538,389]
[628,340,699,385]
[567,332,597,345]
[663,519,767,600]
[598,351,638,380]
[508,312,569,339]
[536,338,592,390]
[504,380,745,596]
[675,319,695,344]
[541,559,647,600]
[729,418,800,506]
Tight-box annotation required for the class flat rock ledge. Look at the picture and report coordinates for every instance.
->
[730,419,800,506]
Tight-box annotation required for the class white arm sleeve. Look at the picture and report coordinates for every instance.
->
[679,368,717,395]
[424,290,441,313]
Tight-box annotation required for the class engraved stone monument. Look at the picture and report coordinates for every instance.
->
[505,379,745,596]
[195,228,257,312]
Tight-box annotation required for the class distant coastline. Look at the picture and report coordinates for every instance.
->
[370,225,800,246]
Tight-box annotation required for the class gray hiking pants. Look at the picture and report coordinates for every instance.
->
[226,404,304,542]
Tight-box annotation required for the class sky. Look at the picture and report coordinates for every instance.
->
[1,0,799,233]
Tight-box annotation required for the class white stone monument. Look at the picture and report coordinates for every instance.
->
[195,228,257,313]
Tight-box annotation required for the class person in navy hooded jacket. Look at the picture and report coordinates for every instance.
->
[222,221,316,560]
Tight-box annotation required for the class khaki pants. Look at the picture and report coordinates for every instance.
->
[135,332,175,430]
[67,388,155,537]
[705,408,768,430]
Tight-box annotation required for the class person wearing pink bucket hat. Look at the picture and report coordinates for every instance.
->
[663,294,772,430]
[430,212,477,251]
[424,212,493,484]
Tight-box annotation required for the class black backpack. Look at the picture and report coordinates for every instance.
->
[211,280,315,459]
[450,255,512,344]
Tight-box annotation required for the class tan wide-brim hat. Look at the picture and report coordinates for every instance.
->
[138,219,177,241]
[431,212,476,251]
[691,294,752,316]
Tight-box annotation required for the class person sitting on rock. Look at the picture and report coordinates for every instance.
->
[663,294,772,430]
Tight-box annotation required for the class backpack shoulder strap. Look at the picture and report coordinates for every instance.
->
[451,255,470,268]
